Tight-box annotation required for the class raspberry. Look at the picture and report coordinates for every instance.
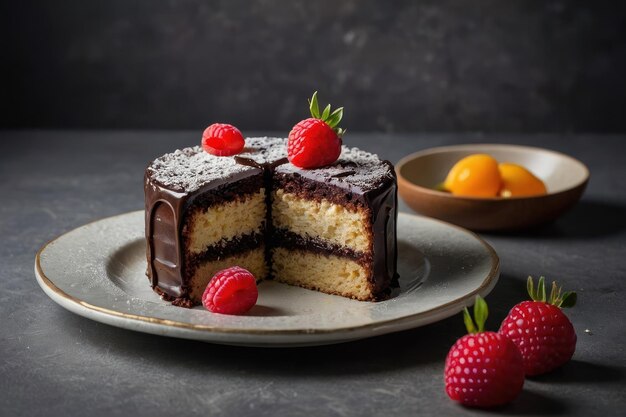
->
[499,277,577,376]
[201,123,245,156]
[444,296,525,407]
[287,91,344,169]
[202,266,258,315]
[445,332,525,407]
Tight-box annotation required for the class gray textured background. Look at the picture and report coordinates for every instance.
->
[3,1,626,132]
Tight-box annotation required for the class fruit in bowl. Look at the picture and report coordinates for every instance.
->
[441,154,547,198]
[442,154,502,197]
[395,144,589,231]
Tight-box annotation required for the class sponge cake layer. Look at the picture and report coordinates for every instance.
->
[271,247,372,301]
[272,189,371,253]
[185,190,266,254]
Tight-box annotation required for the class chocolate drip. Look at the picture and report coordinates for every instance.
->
[144,172,185,297]
[144,168,263,300]
[373,162,399,292]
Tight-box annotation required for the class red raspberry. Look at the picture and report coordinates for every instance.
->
[287,91,344,169]
[445,332,525,408]
[288,118,341,168]
[201,123,245,156]
[202,266,258,315]
[444,296,524,408]
[499,277,577,376]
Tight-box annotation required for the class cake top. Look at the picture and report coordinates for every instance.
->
[276,145,395,192]
[238,137,288,165]
[146,137,288,193]
[146,145,252,193]
[147,137,393,193]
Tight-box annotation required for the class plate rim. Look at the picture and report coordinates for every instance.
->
[35,210,500,337]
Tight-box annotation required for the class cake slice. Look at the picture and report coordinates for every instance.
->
[145,138,286,305]
[271,147,397,300]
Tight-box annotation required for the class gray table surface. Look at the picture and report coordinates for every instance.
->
[1,130,625,417]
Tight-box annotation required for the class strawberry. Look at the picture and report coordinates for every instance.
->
[499,276,577,376]
[287,91,345,168]
[202,266,258,315]
[445,296,525,408]
[202,123,245,156]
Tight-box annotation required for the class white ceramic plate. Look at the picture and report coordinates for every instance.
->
[35,211,499,347]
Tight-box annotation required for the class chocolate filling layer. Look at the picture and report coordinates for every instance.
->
[184,232,265,280]
[186,232,265,264]
[272,228,370,266]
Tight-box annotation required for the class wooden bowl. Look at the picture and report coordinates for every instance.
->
[396,144,589,231]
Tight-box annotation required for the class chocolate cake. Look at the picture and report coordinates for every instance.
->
[145,137,397,306]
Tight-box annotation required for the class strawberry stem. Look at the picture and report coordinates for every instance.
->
[308,92,319,118]
[321,104,331,120]
[307,91,345,137]
[527,276,577,308]
[463,295,488,334]
[538,276,546,302]
[463,308,476,334]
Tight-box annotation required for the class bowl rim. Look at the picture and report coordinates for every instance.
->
[395,143,590,201]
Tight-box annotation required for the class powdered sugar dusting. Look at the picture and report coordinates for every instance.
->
[147,137,288,192]
[147,146,253,192]
[147,138,392,193]
[238,137,288,164]
[277,145,394,191]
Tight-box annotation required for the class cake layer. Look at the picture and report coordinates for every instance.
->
[272,228,366,261]
[186,232,264,265]
[185,189,265,254]
[272,189,371,253]
[188,247,268,303]
[272,247,374,301]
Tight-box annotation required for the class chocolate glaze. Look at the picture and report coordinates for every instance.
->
[144,168,262,300]
[185,174,264,212]
[145,138,398,305]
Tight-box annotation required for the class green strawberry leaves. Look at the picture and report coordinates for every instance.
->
[308,92,320,119]
[463,295,489,334]
[321,104,331,120]
[527,276,577,308]
[559,291,577,308]
[307,91,346,137]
